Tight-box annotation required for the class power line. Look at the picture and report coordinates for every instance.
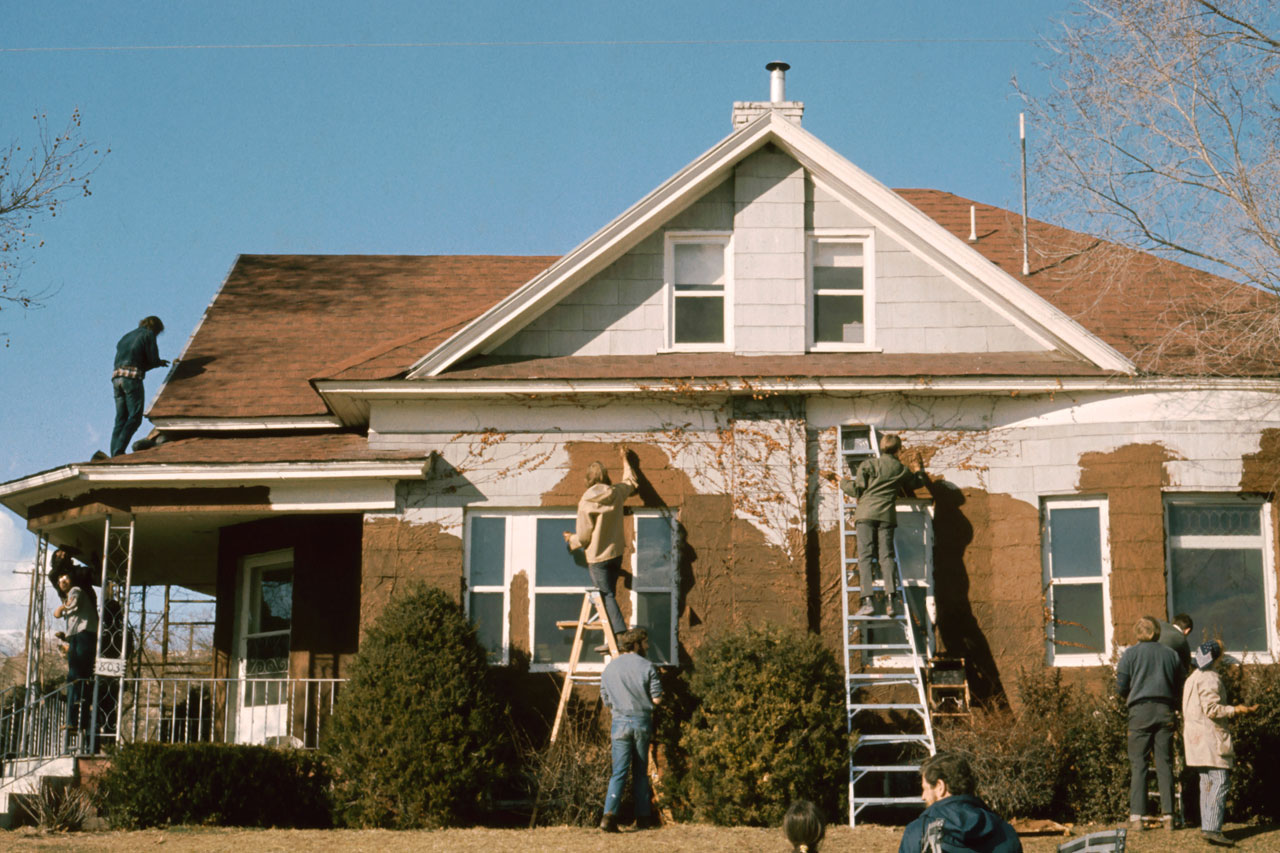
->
[0,37,1037,54]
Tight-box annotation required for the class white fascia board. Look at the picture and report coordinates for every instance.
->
[407,114,780,379]
[765,118,1136,375]
[149,416,344,431]
[317,375,1280,403]
[0,460,428,501]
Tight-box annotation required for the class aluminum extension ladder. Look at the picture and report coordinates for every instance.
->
[838,424,936,826]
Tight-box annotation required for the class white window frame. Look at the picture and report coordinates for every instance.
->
[807,229,877,352]
[1164,494,1278,663]
[629,510,680,667]
[869,500,934,667]
[1042,496,1113,667]
[465,510,680,673]
[663,231,733,352]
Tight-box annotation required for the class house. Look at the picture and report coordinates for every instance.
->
[3,65,1279,770]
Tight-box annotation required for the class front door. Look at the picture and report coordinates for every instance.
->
[232,549,293,744]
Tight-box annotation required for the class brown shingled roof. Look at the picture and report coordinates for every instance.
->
[151,195,1279,424]
[150,255,555,420]
[86,433,425,466]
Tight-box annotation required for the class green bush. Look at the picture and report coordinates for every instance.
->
[97,743,331,829]
[323,582,510,828]
[1223,663,1280,822]
[673,625,847,826]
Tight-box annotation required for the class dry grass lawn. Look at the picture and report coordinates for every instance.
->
[1,823,1277,852]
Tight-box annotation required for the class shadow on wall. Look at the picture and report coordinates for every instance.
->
[927,478,1007,707]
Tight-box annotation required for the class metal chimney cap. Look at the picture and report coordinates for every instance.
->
[766,61,790,72]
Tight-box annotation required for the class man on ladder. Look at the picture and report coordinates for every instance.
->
[563,445,637,648]
[842,433,928,618]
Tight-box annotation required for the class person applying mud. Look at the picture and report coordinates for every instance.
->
[841,433,927,617]
[564,445,637,638]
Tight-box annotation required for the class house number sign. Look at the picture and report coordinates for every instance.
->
[95,658,126,677]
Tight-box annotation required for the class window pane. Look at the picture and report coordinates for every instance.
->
[815,243,863,267]
[1170,548,1267,652]
[253,569,292,634]
[814,265,864,291]
[536,518,587,586]
[674,295,725,344]
[1051,583,1105,654]
[1169,504,1261,536]
[673,243,724,285]
[470,592,504,663]
[814,294,864,344]
[842,426,875,455]
[1048,507,1102,579]
[534,593,604,665]
[636,517,675,586]
[636,592,673,665]
[894,514,928,582]
[470,517,506,587]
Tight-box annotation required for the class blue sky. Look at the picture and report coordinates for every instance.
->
[0,1,1074,631]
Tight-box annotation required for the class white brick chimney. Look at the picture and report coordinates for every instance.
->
[732,61,804,128]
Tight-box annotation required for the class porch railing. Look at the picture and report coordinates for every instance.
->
[0,676,345,777]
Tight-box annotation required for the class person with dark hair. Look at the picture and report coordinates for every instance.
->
[898,751,1021,853]
[1116,615,1184,832]
[783,799,824,853]
[1183,641,1258,848]
[563,445,637,638]
[53,571,98,745]
[841,433,927,617]
[598,627,662,833]
[1158,612,1195,675]
[108,315,169,457]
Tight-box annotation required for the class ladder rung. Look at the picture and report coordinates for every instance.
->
[856,734,933,744]
[848,644,914,652]
[851,796,925,806]
[848,672,923,681]
[849,703,928,711]
[851,764,925,773]
[555,620,607,630]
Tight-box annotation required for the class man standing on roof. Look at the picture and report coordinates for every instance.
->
[841,433,927,617]
[108,316,169,457]
[564,445,637,640]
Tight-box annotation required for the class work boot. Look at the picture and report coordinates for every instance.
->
[1162,814,1175,832]
[1128,817,1144,832]
[90,450,109,462]
[593,643,611,654]
[634,815,657,830]
[599,814,619,833]
[853,599,874,618]
[1202,830,1235,847]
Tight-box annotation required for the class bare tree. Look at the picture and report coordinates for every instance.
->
[1023,0,1280,372]
[0,108,105,341]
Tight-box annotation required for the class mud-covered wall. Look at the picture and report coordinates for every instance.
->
[360,387,1280,698]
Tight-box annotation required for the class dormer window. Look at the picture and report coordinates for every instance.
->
[666,232,732,350]
[809,232,875,350]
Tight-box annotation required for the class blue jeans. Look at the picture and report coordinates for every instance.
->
[588,556,626,634]
[604,714,652,818]
[111,376,145,456]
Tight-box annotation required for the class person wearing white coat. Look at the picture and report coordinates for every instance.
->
[1182,641,1258,848]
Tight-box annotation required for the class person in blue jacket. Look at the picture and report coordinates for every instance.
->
[109,315,169,456]
[899,751,1022,853]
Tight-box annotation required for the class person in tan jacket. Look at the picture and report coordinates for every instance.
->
[563,446,637,637]
[1182,640,1258,847]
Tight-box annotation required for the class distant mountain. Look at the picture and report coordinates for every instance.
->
[0,629,25,658]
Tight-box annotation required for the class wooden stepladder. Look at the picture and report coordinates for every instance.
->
[549,590,621,743]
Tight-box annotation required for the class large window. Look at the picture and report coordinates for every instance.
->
[465,511,679,671]
[867,502,934,665]
[666,233,731,349]
[809,233,874,349]
[1166,497,1277,661]
[1042,498,1112,666]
